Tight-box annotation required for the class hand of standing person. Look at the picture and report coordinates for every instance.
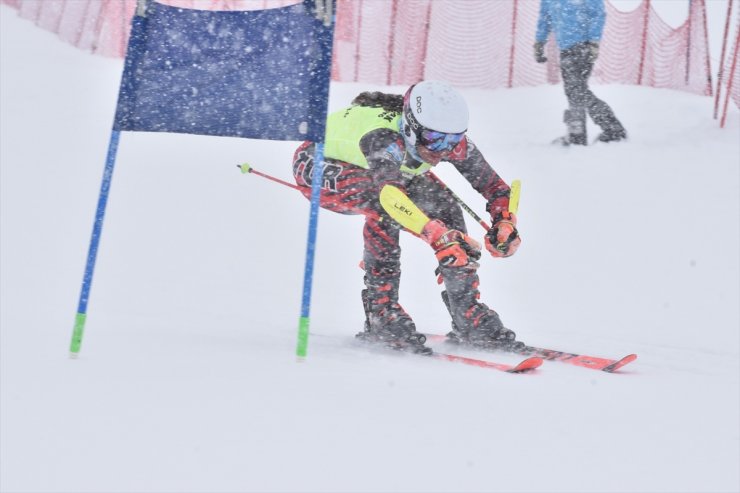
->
[534,42,547,63]
[587,41,599,62]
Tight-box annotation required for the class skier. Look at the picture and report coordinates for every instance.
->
[291,81,522,354]
[534,0,627,145]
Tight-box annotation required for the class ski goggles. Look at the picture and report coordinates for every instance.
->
[418,129,465,152]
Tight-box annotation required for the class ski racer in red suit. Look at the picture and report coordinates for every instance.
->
[292,81,522,354]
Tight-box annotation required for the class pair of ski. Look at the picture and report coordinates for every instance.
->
[413,333,637,374]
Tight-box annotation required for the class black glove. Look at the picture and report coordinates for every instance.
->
[534,42,547,63]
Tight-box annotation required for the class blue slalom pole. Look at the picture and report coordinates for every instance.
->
[296,143,325,358]
[69,129,121,358]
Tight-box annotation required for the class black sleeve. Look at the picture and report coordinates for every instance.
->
[447,137,511,218]
[358,128,407,189]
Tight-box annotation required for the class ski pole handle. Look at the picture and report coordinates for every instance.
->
[495,179,521,252]
[508,179,521,215]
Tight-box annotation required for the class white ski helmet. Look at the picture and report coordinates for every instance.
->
[402,80,469,152]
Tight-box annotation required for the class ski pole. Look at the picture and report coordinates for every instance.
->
[238,162,303,191]
[428,172,521,230]
[239,163,521,225]
[428,172,491,230]
[237,162,386,223]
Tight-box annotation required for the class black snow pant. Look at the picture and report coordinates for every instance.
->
[560,42,625,143]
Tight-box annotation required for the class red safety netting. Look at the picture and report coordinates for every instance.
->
[730,22,740,109]
[1,0,718,100]
[718,8,740,125]
[333,0,713,96]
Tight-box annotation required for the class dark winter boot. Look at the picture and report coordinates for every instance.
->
[596,125,627,143]
[356,262,431,355]
[588,100,627,143]
[438,264,523,351]
[560,109,588,146]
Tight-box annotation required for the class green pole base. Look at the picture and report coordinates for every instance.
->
[296,316,310,358]
[69,312,87,358]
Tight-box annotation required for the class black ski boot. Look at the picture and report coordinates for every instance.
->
[438,264,524,351]
[553,109,588,146]
[590,102,627,143]
[356,262,432,355]
[596,126,627,143]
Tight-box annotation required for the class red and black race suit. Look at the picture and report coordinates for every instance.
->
[292,128,511,265]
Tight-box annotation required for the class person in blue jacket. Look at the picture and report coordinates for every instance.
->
[534,0,627,145]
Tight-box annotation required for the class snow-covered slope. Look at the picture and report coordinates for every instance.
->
[1,7,738,493]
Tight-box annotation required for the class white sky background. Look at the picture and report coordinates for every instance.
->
[1,3,739,493]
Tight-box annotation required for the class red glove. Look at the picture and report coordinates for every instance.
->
[421,219,481,267]
[485,212,521,258]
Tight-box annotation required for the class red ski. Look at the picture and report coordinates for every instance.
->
[351,334,541,374]
[432,352,543,373]
[312,332,542,374]
[425,334,637,373]
[522,348,637,373]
